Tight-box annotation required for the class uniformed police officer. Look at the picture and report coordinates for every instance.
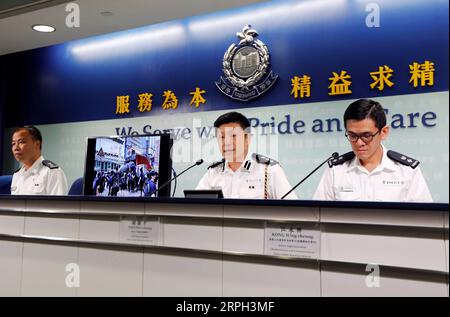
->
[196,112,297,199]
[10,126,68,195]
[313,99,433,202]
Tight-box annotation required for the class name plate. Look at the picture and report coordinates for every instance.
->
[264,222,320,259]
[120,216,160,245]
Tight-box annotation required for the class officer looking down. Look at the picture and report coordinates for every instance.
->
[313,99,433,202]
[196,111,297,199]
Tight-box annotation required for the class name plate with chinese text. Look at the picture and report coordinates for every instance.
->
[264,222,320,259]
[120,216,160,245]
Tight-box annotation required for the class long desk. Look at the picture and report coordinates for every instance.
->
[0,195,448,297]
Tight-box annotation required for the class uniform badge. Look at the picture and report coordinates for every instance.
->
[216,25,278,101]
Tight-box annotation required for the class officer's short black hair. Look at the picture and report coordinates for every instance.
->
[12,125,43,149]
[214,111,251,131]
[343,99,387,130]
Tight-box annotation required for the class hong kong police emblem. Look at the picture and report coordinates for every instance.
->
[216,25,278,101]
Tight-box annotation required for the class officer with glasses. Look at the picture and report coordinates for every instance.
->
[313,99,432,202]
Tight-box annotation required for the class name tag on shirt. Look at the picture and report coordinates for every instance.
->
[340,185,354,192]
[246,178,262,189]
[382,180,405,186]
[32,181,44,193]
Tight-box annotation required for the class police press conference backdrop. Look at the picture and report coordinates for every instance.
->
[0,0,448,202]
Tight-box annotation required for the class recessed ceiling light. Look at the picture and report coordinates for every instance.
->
[32,24,56,33]
[100,11,113,16]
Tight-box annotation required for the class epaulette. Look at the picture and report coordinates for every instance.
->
[208,159,225,169]
[328,151,355,167]
[42,160,59,169]
[387,150,420,169]
[252,153,279,166]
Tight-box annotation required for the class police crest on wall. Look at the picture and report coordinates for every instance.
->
[216,25,278,102]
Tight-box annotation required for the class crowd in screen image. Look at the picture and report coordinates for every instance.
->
[92,137,160,197]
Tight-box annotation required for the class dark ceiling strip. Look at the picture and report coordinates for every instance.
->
[0,0,72,19]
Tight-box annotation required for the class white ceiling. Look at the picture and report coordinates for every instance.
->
[0,0,267,56]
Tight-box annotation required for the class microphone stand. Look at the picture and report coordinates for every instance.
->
[148,159,203,197]
[281,153,338,199]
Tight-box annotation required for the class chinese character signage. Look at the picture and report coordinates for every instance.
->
[120,216,160,245]
[264,222,320,259]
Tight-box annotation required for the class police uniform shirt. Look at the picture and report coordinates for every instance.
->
[196,153,298,199]
[11,156,68,195]
[313,145,433,202]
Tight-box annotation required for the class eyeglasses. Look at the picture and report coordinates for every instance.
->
[345,130,381,143]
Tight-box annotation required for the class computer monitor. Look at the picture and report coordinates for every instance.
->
[184,189,224,199]
[83,134,172,197]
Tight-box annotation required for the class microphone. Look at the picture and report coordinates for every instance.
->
[148,159,204,197]
[281,152,339,199]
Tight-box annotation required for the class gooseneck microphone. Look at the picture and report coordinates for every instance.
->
[281,152,339,199]
[148,159,204,197]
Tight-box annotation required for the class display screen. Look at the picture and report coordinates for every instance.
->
[83,134,172,197]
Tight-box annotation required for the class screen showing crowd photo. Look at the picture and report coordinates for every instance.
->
[83,134,172,197]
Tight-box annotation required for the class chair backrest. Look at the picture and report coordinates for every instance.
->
[68,177,84,195]
[0,175,12,195]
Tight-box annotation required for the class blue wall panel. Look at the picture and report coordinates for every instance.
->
[0,0,448,127]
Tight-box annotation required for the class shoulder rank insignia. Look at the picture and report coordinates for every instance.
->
[387,150,420,169]
[42,160,59,169]
[328,151,355,168]
[208,159,225,170]
[252,153,279,166]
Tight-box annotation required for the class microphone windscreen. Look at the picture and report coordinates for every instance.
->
[196,159,204,165]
